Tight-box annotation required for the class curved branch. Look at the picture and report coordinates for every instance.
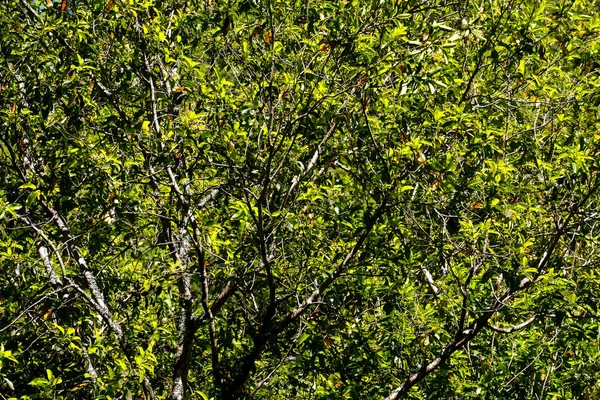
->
[487,315,536,334]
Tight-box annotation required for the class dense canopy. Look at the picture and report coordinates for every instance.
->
[2,0,600,399]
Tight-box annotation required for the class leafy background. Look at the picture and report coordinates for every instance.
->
[1,0,600,399]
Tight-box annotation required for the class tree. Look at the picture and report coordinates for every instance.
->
[2,0,600,398]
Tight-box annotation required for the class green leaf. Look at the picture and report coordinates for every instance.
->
[197,391,209,400]
[19,182,36,190]
[519,59,526,75]
[433,22,453,31]
[28,378,48,387]
[25,190,40,208]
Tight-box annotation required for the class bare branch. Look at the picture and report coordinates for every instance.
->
[419,264,440,297]
[488,315,537,334]
[37,246,62,287]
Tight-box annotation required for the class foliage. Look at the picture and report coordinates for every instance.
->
[1,0,600,399]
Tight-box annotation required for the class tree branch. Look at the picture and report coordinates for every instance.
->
[487,315,536,334]
[223,200,388,398]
